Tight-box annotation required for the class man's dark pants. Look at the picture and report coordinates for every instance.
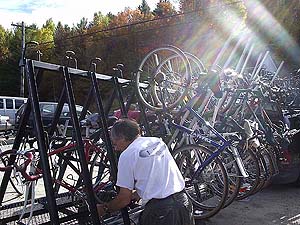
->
[139,191,195,225]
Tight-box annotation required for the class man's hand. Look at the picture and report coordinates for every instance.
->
[96,187,132,217]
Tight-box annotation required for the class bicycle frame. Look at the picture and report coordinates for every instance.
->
[216,87,279,146]
[169,106,248,181]
[0,139,109,193]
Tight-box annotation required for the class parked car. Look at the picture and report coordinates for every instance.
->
[0,96,27,125]
[15,102,91,131]
[0,115,13,131]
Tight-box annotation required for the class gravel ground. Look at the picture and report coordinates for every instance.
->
[198,184,300,225]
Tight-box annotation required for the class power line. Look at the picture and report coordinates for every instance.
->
[39,1,243,46]
[48,13,214,51]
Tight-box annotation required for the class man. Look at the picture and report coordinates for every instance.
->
[97,118,195,225]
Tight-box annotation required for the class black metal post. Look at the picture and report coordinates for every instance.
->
[27,59,60,224]
[138,99,152,136]
[79,87,93,121]
[88,68,117,182]
[112,68,127,117]
[49,87,66,136]
[62,66,101,224]
[124,92,135,113]
[104,88,117,117]
[89,65,130,225]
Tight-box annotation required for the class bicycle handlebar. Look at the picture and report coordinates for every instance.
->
[0,149,43,181]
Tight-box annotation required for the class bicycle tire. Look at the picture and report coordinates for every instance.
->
[175,114,242,208]
[136,45,191,112]
[172,144,228,219]
[251,145,275,194]
[219,148,242,208]
[261,148,276,189]
[184,52,207,94]
[190,142,242,208]
[192,143,242,208]
[236,146,260,200]
[213,120,262,200]
[89,146,110,186]
[185,52,207,78]
[0,150,25,195]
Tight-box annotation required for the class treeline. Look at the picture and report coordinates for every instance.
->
[0,0,299,104]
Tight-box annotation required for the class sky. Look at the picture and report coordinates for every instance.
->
[0,0,179,29]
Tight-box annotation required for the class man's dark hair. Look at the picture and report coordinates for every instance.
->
[111,118,140,141]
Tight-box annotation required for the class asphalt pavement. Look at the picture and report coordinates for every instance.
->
[202,183,300,225]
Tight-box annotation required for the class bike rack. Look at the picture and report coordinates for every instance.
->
[0,56,142,224]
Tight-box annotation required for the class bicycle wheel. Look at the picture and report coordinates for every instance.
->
[236,146,260,200]
[190,141,242,208]
[219,148,242,208]
[193,143,242,208]
[89,145,111,186]
[136,45,191,111]
[251,145,275,194]
[0,150,25,195]
[185,52,207,77]
[172,144,228,219]
[88,143,117,204]
[184,52,207,89]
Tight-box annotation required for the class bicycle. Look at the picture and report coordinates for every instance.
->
[0,115,115,224]
[135,48,251,218]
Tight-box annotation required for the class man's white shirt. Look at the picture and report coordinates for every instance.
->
[116,136,185,204]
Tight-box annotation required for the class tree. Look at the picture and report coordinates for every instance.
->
[76,17,89,32]
[109,8,146,27]
[43,18,56,33]
[179,0,195,12]
[0,25,11,60]
[138,0,151,18]
[217,0,247,24]
[32,19,56,61]
[153,0,177,17]
[89,12,111,29]
[53,22,73,64]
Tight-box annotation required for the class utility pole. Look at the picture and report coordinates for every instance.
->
[11,21,25,97]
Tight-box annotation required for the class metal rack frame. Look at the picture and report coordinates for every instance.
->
[0,59,140,224]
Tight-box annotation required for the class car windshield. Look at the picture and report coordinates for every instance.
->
[41,104,56,117]
[42,103,86,117]
[17,103,89,119]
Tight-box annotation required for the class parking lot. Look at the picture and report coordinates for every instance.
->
[204,184,300,225]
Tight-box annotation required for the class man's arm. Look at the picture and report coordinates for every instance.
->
[97,187,132,216]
